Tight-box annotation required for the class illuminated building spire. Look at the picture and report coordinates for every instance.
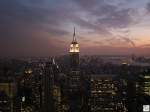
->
[69,27,79,53]
[69,27,79,70]
[73,27,76,42]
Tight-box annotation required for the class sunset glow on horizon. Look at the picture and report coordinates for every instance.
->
[0,0,150,56]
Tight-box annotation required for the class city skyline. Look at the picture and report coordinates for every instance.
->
[0,0,150,56]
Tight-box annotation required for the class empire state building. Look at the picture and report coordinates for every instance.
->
[69,27,80,71]
[68,27,82,112]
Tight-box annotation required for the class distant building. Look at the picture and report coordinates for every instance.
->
[89,75,126,112]
[52,85,61,112]
[139,69,150,96]
[16,68,34,112]
[0,82,16,112]
[137,68,150,112]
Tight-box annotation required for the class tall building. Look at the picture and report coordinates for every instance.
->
[43,60,54,112]
[67,28,83,112]
[89,75,126,112]
[43,58,61,112]
[16,68,34,112]
[120,64,137,112]
[139,69,150,96]
[68,27,81,91]
[0,82,16,112]
[69,27,79,71]
[137,68,150,112]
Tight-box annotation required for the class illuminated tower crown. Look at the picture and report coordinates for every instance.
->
[69,27,79,70]
[69,27,79,53]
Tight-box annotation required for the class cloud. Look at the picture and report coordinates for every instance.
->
[119,36,135,47]
[73,0,102,10]
[81,45,150,56]
[73,18,111,36]
[0,0,149,56]
[43,27,69,37]
[79,36,91,42]
[74,0,134,29]
[0,0,136,38]
[93,41,103,45]
[140,44,150,48]
[146,2,150,13]
[0,0,72,56]
[97,8,134,28]
[0,0,72,36]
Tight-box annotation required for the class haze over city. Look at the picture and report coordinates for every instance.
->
[0,0,150,56]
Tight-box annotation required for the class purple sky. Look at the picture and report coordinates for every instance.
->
[0,0,150,56]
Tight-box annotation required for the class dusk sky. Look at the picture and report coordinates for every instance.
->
[0,0,150,56]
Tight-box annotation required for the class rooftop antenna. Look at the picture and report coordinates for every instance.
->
[73,27,76,42]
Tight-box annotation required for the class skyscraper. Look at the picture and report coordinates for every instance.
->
[43,59,54,112]
[43,58,61,112]
[69,27,79,71]
[69,27,81,91]
[89,75,126,112]
[137,68,150,112]
[67,28,82,112]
